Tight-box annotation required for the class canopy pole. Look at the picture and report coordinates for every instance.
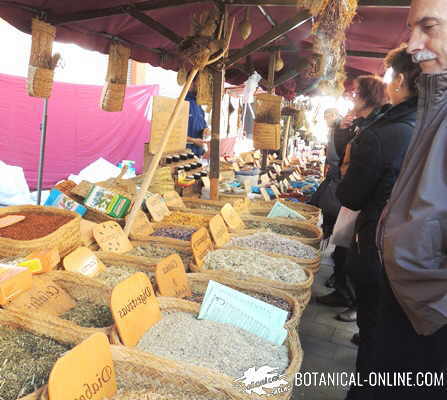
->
[124,67,199,235]
[36,98,49,205]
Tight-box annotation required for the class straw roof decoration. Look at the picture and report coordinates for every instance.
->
[302,0,358,96]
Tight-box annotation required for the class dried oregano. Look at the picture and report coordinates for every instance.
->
[60,299,114,328]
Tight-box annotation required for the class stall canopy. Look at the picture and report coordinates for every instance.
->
[0,0,410,98]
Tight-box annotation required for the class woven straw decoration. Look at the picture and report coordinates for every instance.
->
[101,43,131,112]
[27,18,56,98]
[196,68,213,107]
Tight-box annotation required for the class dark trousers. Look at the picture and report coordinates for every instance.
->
[373,274,447,399]
[346,283,379,400]
[333,246,355,307]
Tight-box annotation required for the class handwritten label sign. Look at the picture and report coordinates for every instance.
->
[221,203,246,232]
[63,247,105,278]
[209,215,230,248]
[5,275,76,316]
[274,164,282,174]
[260,188,271,202]
[162,191,185,208]
[126,210,154,240]
[191,227,213,268]
[93,221,133,254]
[260,174,270,185]
[111,272,161,346]
[145,194,170,222]
[48,332,117,400]
[155,254,191,298]
[0,215,25,229]
[289,174,297,182]
[0,266,32,305]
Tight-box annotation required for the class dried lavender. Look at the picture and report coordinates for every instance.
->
[136,311,289,378]
[60,299,114,328]
[227,232,317,259]
[245,220,315,238]
[204,249,307,284]
[0,326,71,400]
[152,226,196,241]
[94,264,154,288]
[127,245,193,269]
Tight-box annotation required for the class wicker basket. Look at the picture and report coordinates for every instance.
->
[240,215,322,248]
[4,309,258,400]
[5,270,114,338]
[187,273,301,329]
[243,207,319,225]
[110,297,302,400]
[190,249,314,310]
[27,65,54,98]
[0,205,81,258]
[248,200,321,217]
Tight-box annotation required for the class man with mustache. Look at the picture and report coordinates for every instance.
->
[375,0,447,398]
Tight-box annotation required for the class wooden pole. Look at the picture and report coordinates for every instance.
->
[261,52,277,170]
[210,68,224,200]
[281,115,291,160]
[124,67,199,235]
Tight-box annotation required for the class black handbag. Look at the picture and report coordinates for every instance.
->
[310,174,341,220]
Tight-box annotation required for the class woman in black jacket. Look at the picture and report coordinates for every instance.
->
[337,46,421,400]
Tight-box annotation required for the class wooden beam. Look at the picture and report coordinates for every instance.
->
[274,68,299,87]
[210,69,224,200]
[347,50,386,58]
[256,5,295,47]
[127,10,183,44]
[48,0,209,25]
[225,11,311,67]
[224,0,409,6]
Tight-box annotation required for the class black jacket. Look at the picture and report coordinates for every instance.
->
[337,97,418,284]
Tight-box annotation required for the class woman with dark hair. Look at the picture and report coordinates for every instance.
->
[336,46,421,400]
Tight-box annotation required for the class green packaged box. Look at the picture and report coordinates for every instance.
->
[84,185,131,218]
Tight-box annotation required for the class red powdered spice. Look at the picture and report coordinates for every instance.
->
[0,212,74,240]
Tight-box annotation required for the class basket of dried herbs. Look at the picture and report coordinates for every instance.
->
[0,205,81,258]
[225,231,321,273]
[161,211,214,229]
[2,310,257,400]
[109,297,302,400]
[248,200,321,218]
[126,240,194,271]
[138,223,199,248]
[169,197,249,214]
[239,215,322,248]
[185,273,301,329]
[191,248,314,309]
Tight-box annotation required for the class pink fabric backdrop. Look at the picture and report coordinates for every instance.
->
[0,73,158,189]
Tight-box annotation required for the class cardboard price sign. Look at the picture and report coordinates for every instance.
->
[80,219,98,247]
[260,174,270,185]
[63,247,105,278]
[260,188,271,202]
[93,221,133,254]
[191,227,213,267]
[0,266,32,305]
[125,210,154,240]
[221,203,246,231]
[209,215,230,248]
[48,332,117,400]
[0,215,25,229]
[271,185,281,198]
[155,254,191,298]
[162,191,185,208]
[201,176,211,190]
[5,275,76,316]
[145,194,171,222]
[111,272,161,347]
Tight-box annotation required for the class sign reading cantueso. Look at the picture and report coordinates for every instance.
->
[48,332,117,400]
[209,215,230,248]
[93,221,133,254]
[191,227,213,268]
[145,194,171,222]
[220,203,246,232]
[63,247,106,278]
[111,273,161,347]
[162,191,185,208]
[125,209,154,240]
[155,254,191,298]
[4,275,76,316]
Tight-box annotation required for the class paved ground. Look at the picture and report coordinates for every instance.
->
[292,247,358,400]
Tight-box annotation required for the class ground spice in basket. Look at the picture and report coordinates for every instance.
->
[94,264,155,289]
[227,232,317,259]
[60,299,114,328]
[203,249,307,284]
[162,212,212,228]
[0,326,71,400]
[184,289,292,318]
[127,245,193,269]
[0,212,74,240]
[136,311,289,378]
[245,220,315,238]
[152,226,196,241]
